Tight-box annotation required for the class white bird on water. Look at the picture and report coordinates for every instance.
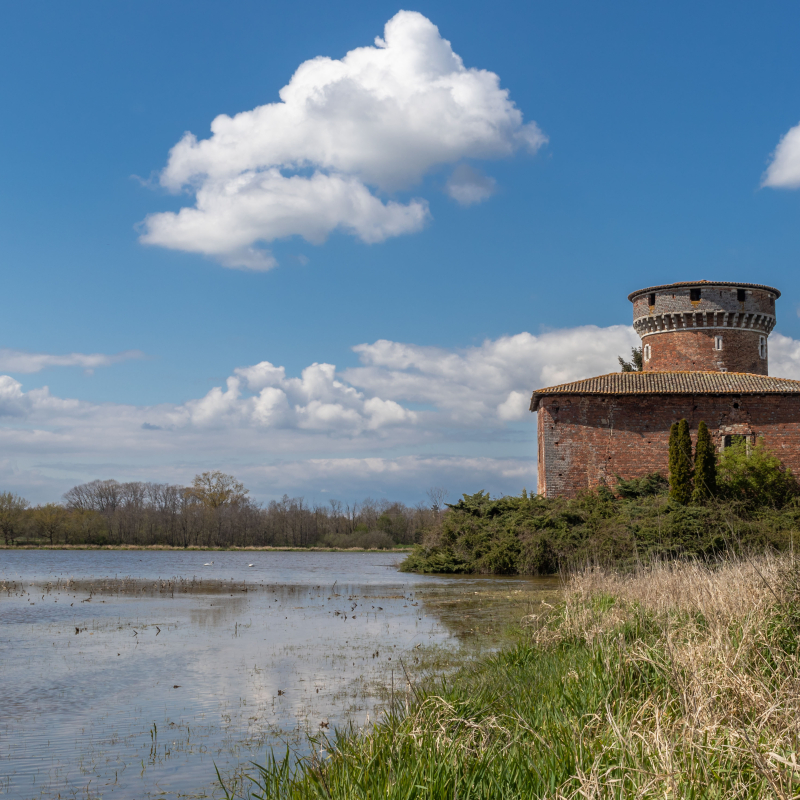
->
[247,563,254,567]
[203,561,214,566]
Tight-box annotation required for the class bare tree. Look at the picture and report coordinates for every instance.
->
[184,472,249,509]
[426,486,449,515]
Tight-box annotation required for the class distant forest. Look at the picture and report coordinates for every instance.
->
[0,472,441,549]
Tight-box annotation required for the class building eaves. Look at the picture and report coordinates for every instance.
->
[529,371,800,412]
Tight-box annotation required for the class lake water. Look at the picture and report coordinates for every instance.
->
[0,550,558,799]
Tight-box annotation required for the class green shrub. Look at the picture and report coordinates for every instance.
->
[717,437,798,509]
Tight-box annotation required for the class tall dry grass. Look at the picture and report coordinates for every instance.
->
[536,555,800,799]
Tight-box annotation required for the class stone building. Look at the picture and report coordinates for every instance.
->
[530,280,800,498]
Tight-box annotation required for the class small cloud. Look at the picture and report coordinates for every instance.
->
[0,348,144,375]
[445,164,497,206]
[762,121,800,189]
[141,422,162,431]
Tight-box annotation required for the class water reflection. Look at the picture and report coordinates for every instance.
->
[0,551,558,799]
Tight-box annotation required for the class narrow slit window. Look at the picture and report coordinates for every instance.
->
[643,344,651,361]
[690,288,701,302]
[737,288,746,302]
[648,293,656,308]
[714,335,723,351]
[759,336,767,359]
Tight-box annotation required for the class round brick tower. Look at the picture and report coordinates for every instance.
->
[628,281,780,374]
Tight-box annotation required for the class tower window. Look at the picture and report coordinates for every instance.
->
[714,335,723,351]
[737,288,746,302]
[648,293,656,307]
[759,336,767,359]
[643,344,651,361]
[690,288,701,301]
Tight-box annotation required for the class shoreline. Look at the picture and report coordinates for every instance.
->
[229,553,800,797]
[0,544,413,552]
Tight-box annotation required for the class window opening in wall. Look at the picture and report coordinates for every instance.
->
[737,289,746,302]
[724,434,746,449]
[643,344,651,361]
[759,336,767,359]
[648,293,656,307]
[714,335,723,350]
[690,288,701,302]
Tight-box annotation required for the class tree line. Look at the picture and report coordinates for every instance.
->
[0,472,441,548]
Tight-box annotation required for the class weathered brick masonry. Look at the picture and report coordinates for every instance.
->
[535,391,800,498]
[530,280,800,498]
[642,329,767,374]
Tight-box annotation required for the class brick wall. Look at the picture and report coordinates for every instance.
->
[643,329,768,374]
[536,393,800,498]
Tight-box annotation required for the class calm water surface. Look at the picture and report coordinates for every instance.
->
[0,551,557,799]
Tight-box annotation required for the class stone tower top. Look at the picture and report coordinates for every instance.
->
[627,281,780,375]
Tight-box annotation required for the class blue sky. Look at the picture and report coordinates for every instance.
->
[2,0,800,504]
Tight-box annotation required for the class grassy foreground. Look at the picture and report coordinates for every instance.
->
[226,554,800,799]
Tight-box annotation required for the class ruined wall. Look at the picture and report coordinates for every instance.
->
[536,393,800,498]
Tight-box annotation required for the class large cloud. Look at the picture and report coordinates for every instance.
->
[344,325,640,424]
[140,11,545,270]
[762,121,800,188]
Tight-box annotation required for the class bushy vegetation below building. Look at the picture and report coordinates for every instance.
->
[401,438,800,575]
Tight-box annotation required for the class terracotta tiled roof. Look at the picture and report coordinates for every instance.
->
[529,371,800,411]
[627,281,781,302]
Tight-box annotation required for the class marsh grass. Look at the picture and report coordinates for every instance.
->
[227,555,800,799]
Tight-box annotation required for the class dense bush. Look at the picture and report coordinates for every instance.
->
[402,466,800,575]
[717,438,798,508]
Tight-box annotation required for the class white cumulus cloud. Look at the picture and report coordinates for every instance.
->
[762,122,800,189]
[140,10,545,270]
[344,325,640,424]
[768,332,800,378]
